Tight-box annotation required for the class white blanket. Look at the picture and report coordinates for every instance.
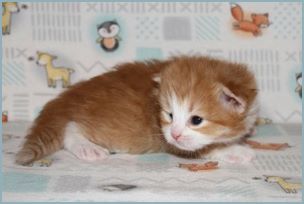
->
[2,122,302,202]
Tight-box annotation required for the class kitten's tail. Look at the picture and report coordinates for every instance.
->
[15,100,69,165]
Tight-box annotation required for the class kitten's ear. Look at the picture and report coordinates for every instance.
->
[152,73,161,84]
[219,86,246,114]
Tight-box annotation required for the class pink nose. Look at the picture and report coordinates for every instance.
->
[171,132,181,141]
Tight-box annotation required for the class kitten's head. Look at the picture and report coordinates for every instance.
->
[157,56,258,152]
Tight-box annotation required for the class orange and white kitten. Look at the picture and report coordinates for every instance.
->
[15,56,258,165]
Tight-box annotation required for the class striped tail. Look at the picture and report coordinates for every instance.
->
[15,100,69,165]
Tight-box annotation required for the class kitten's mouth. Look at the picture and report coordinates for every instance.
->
[169,137,207,152]
[170,139,196,151]
[172,140,188,149]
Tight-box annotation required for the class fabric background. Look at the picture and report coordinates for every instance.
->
[2,2,302,123]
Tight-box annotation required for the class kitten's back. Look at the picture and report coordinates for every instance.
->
[15,60,169,165]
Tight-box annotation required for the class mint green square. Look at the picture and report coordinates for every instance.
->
[137,153,170,163]
[3,172,50,192]
[255,124,283,138]
[136,47,163,61]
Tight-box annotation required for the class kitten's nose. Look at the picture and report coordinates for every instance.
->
[171,132,181,141]
[171,127,183,141]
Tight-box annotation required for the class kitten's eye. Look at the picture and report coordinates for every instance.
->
[169,113,173,120]
[190,116,203,126]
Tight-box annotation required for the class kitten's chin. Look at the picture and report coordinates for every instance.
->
[170,141,200,152]
[165,135,211,152]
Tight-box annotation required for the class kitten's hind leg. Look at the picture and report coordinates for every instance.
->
[64,122,109,162]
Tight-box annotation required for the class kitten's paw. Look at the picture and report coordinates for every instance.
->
[73,144,109,162]
[207,145,255,164]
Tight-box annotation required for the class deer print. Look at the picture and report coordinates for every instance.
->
[264,175,302,193]
[36,51,74,88]
[2,2,20,35]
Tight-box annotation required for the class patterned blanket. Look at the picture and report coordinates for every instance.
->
[2,122,302,202]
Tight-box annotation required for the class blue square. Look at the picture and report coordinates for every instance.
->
[136,47,163,61]
[3,172,50,192]
[255,124,284,138]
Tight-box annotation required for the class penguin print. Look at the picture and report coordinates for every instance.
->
[295,72,302,98]
[96,20,121,52]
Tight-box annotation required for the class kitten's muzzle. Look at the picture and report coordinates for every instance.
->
[171,127,182,141]
[171,133,181,141]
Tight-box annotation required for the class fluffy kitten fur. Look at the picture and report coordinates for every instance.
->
[15,56,258,165]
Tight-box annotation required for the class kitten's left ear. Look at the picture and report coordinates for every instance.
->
[152,73,161,84]
[219,86,246,114]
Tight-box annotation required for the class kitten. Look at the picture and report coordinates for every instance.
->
[15,56,258,165]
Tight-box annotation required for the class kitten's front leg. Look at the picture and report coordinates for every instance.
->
[205,144,255,164]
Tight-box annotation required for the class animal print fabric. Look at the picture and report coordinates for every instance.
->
[2,2,302,123]
[2,122,302,202]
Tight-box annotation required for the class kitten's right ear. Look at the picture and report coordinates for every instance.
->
[219,85,246,114]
